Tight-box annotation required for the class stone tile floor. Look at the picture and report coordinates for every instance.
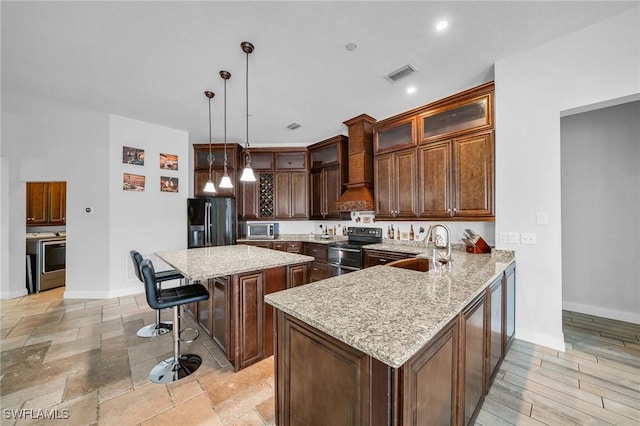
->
[0,287,275,425]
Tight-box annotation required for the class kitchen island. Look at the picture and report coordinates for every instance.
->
[157,245,313,371]
[265,249,516,425]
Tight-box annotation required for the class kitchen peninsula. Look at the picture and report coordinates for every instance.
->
[156,245,313,371]
[265,249,516,425]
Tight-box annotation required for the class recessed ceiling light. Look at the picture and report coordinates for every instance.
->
[345,43,357,51]
[435,20,449,32]
[406,86,417,95]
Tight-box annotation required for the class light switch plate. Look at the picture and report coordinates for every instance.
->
[536,212,548,225]
[499,232,519,244]
[521,233,537,244]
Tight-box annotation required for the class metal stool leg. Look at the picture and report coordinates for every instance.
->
[148,305,203,384]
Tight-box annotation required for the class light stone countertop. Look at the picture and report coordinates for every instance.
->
[237,234,346,244]
[156,245,314,281]
[265,250,515,368]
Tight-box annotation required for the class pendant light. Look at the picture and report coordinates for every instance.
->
[219,70,233,189]
[203,90,217,193]
[239,41,256,182]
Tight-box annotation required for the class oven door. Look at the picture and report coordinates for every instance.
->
[327,263,360,277]
[328,246,362,269]
[41,240,66,274]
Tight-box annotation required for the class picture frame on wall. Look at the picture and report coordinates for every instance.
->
[123,173,145,191]
[123,146,145,166]
[160,153,178,170]
[160,176,179,192]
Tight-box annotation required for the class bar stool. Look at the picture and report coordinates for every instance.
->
[140,259,210,383]
[130,250,183,337]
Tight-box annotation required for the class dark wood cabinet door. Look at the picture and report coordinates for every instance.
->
[212,276,230,357]
[461,294,486,425]
[402,317,458,426]
[290,172,308,219]
[309,169,325,218]
[275,172,308,219]
[323,165,344,218]
[453,131,494,218]
[276,312,372,426]
[241,177,259,219]
[487,277,503,392]
[26,182,48,225]
[394,149,418,218]
[419,141,453,218]
[238,272,265,370]
[47,182,66,224]
[374,154,393,217]
[287,263,309,287]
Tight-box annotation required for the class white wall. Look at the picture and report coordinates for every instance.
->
[0,100,188,299]
[494,7,640,349]
[1,101,110,299]
[561,101,640,323]
[106,114,188,298]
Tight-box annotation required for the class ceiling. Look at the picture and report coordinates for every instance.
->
[2,1,635,147]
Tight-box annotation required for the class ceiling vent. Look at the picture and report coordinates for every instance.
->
[286,122,302,130]
[384,63,417,83]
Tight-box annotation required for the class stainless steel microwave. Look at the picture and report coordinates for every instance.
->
[246,222,279,240]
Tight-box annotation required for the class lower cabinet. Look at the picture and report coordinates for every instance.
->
[504,263,516,351]
[461,293,486,426]
[273,262,517,425]
[401,317,458,425]
[302,242,329,282]
[185,263,311,371]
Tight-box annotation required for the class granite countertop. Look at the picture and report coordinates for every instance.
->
[265,249,515,368]
[237,234,347,245]
[156,245,314,281]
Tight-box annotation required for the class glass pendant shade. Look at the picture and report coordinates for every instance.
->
[203,179,216,193]
[219,173,233,188]
[240,165,256,182]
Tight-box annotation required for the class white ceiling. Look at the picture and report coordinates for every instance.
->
[2,1,635,147]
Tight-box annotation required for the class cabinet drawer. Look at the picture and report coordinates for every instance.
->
[303,243,328,261]
[286,242,302,253]
[309,261,329,282]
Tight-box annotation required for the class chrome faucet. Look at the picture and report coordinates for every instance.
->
[424,224,452,264]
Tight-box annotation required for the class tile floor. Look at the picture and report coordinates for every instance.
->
[2,288,639,425]
[0,287,275,425]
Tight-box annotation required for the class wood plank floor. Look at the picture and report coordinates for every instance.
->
[475,311,640,425]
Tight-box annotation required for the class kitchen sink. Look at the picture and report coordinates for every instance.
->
[386,257,430,272]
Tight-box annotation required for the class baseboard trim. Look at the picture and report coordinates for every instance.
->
[0,288,28,300]
[562,301,640,324]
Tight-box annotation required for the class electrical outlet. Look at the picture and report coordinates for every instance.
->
[521,233,537,244]
[499,232,519,244]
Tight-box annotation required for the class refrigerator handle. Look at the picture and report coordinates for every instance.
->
[205,202,211,246]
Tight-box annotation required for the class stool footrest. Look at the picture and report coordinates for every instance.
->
[179,327,199,344]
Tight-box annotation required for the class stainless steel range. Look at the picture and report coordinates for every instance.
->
[328,227,383,277]
[26,232,66,293]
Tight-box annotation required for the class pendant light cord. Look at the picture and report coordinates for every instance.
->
[208,95,213,177]
[245,46,251,165]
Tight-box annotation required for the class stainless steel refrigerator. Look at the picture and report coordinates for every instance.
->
[187,197,237,248]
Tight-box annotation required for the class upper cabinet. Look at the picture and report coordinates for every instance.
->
[26,181,66,226]
[241,148,309,220]
[308,135,349,219]
[193,143,242,198]
[420,92,492,143]
[373,82,495,221]
[374,116,416,154]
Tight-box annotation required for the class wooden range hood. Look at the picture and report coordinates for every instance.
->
[335,114,376,212]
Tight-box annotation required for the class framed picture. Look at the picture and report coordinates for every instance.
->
[160,176,179,192]
[123,146,145,166]
[160,153,178,170]
[123,173,145,191]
